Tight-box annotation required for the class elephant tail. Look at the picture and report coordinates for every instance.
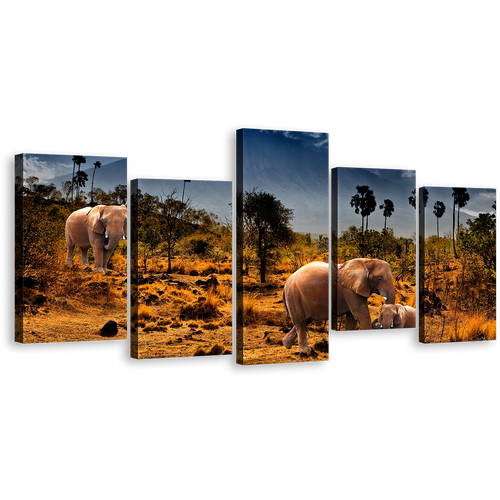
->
[283,286,290,318]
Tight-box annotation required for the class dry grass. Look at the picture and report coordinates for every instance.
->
[169,256,231,276]
[449,314,496,342]
[180,290,221,319]
[238,291,287,327]
[138,304,152,321]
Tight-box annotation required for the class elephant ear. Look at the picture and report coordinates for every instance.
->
[394,305,406,325]
[338,259,371,297]
[85,205,105,234]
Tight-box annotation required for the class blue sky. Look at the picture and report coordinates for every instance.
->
[136,179,232,222]
[22,154,125,183]
[240,128,329,235]
[335,167,416,237]
[422,186,496,237]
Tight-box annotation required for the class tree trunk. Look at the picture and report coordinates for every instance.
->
[167,242,172,273]
[452,198,457,258]
[91,167,96,204]
[71,161,76,202]
[259,228,266,283]
[437,217,439,240]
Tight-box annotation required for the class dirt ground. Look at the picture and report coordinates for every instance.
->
[16,266,128,343]
[131,269,232,359]
[420,259,496,343]
[238,274,329,365]
[16,255,416,352]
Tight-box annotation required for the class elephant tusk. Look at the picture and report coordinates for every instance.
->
[382,296,387,301]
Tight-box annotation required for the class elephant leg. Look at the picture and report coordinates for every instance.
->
[65,240,75,266]
[103,249,113,270]
[345,312,357,331]
[282,326,297,349]
[296,324,310,352]
[93,247,106,272]
[354,306,374,330]
[81,248,89,267]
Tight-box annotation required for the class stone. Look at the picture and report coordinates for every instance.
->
[99,320,118,337]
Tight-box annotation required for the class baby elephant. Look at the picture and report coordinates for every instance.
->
[372,303,416,329]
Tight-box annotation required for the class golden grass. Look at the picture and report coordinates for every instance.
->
[180,290,221,319]
[138,304,152,321]
[169,256,232,276]
[238,292,286,327]
[449,314,496,342]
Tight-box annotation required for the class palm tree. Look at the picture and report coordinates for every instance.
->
[91,161,101,205]
[363,190,377,231]
[181,180,191,205]
[451,188,468,257]
[71,155,86,201]
[454,188,469,245]
[433,201,445,239]
[409,188,428,210]
[350,185,376,233]
[379,199,395,230]
[75,156,87,198]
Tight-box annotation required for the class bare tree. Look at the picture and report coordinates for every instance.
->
[157,188,193,273]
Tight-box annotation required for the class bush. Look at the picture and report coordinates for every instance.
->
[17,195,70,269]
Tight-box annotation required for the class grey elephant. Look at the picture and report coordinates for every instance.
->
[282,258,397,349]
[372,303,416,329]
[65,205,127,272]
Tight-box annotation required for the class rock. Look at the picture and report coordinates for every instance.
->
[195,277,219,290]
[99,320,118,337]
[145,294,159,305]
[33,294,47,305]
[208,344,224,355]
[206,276,219,290]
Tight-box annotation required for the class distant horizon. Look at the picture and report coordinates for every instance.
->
[422,186,496,237]
[21,154,126,184]
[335,167,416,238]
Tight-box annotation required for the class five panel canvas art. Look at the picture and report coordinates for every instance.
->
[14,131,497,364]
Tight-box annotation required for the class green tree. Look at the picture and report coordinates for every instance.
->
[157,188,193,273]
[459,212,496,271]
[243,188,294,283]
[110,184,127,205]
[138,216,162,273]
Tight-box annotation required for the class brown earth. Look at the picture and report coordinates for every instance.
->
[238,273,329,365]
[16,264,127,343]
[420,258,496,343]
[132,262,232,359]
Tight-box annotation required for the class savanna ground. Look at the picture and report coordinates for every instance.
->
[423,229,498,343]
[15,187,128,343]
[16,252,128,343]
[424,257,498,344]
[136,256,329,365]
[130,255,232,358]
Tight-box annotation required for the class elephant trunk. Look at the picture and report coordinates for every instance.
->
[104,224,125,251]
[385,287,396,305]
[372,318,382,329]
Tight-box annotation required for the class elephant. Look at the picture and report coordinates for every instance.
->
[372,304,416,329]
[65,205,127,272]
[282,259,396,348]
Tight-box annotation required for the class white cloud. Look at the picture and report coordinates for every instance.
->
[23,156,71,183]
[313,138,328,148]
[401,170,415,178]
